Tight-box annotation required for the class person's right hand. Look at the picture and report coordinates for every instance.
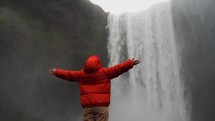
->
[49,68,56,75]
[132,58,140,65]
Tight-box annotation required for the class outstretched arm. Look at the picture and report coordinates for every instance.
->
[104,58,140,79]
[49,68,80,82]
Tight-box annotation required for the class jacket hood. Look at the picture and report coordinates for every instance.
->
[83,55,102,73]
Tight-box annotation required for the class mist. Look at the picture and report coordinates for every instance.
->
[172,0,215,121]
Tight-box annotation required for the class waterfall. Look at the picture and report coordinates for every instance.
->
[107,1,190,121]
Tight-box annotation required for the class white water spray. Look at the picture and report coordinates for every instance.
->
[107,1,190,121]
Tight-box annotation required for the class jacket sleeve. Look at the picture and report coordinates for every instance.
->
[104,59,134,79]
[54,68,81,82]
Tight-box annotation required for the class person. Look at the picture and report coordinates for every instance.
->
[49,55,140,121]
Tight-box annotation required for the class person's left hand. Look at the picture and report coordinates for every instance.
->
[49,68,56,75]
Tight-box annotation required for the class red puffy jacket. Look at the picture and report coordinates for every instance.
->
[54,55,134,108]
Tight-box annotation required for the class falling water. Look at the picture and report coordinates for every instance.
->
[107,1,190,121]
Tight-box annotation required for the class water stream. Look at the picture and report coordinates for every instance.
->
[107,1,190,121]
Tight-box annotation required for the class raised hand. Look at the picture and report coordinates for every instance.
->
[49,68,56,75]
[132,58,140,65]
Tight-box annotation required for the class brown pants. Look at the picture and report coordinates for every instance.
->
[82,107,109,121]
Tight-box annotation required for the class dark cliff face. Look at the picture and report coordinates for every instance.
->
[0,0,108,121]
[0,0,108,66]
[172,0,215,121]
